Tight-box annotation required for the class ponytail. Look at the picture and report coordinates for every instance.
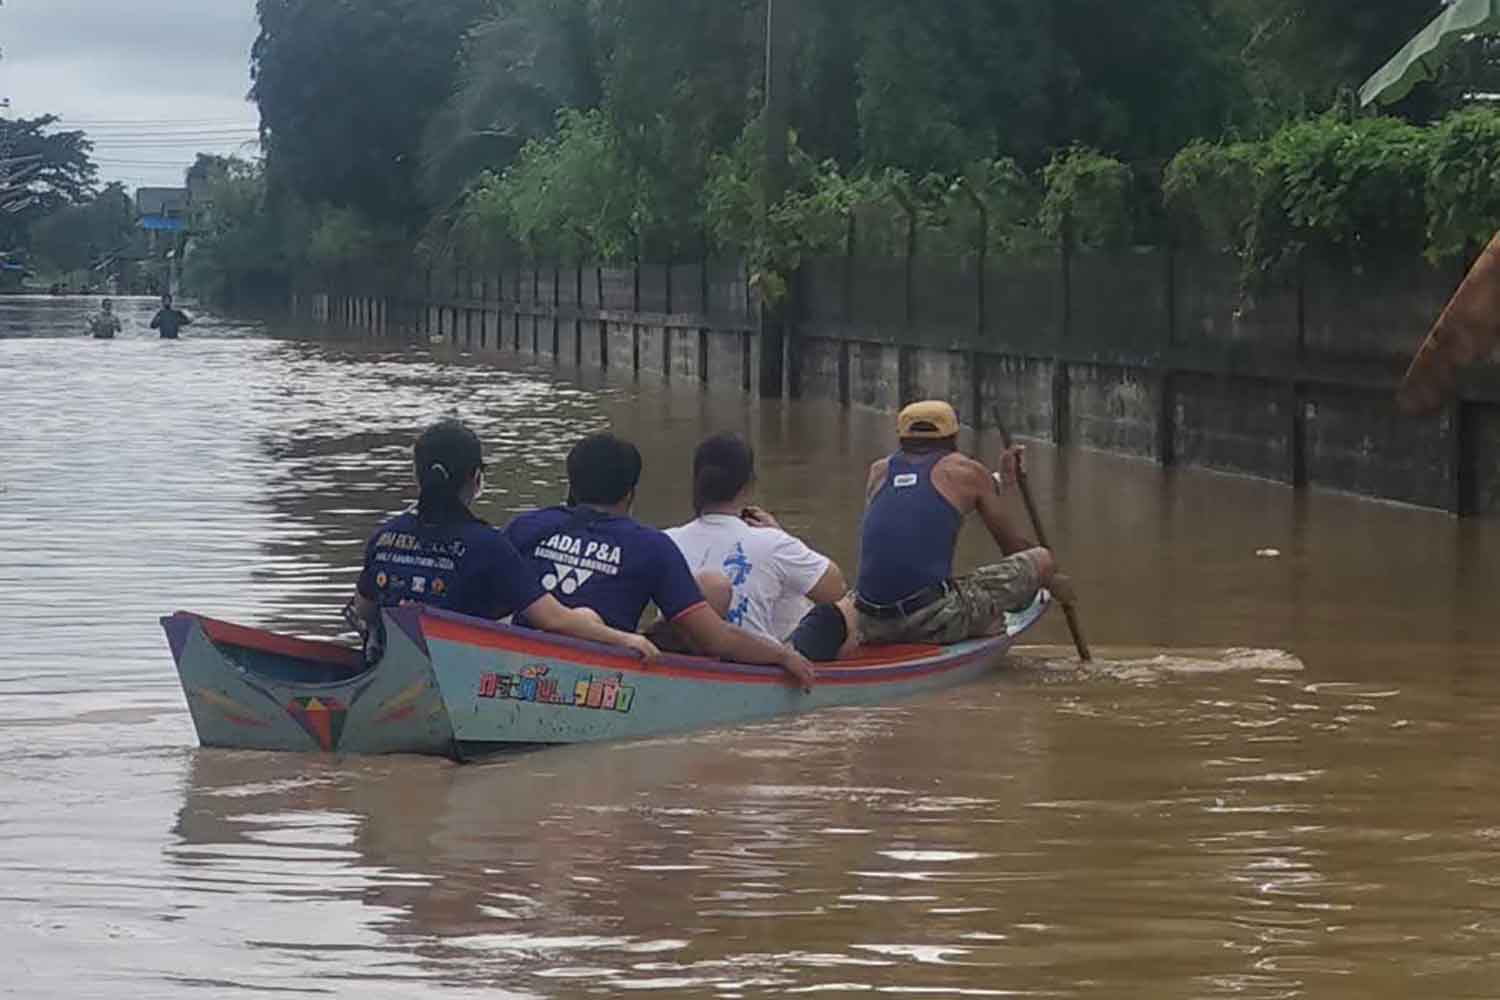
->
[417,460,462,523]
[413,419,484,525]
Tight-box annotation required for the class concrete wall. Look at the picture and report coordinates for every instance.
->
[579,319,605,369]
[850,342,901,411]
[798,336,845,405]
[305,244,1497,515]
[1172,374,1291,483]
[706,330,748,392]
[606,321,635,372]
[1302,387,1454,509]
[638,325,668,380]
[977,356,1055,442]
[669,327,702,382]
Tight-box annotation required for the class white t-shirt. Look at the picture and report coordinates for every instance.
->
[665,514,832,642]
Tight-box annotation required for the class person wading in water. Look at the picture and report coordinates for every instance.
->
[88,298,121,339]
[791,400,1075,660]
[149,294,192,339]
[346,419,659,662]
[505,432,819,690]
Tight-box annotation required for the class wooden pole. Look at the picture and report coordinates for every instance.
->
[994,420,1092,663]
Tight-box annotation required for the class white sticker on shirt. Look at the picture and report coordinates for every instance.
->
[893,473,918,488]
[534,532,621,595]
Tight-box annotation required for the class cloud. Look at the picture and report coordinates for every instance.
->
[1,0,260,189]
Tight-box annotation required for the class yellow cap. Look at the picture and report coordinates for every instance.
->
[897,400,960,439]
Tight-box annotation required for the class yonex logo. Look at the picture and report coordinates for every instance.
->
[542,564,595,595]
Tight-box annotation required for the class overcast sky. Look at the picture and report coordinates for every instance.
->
[1,0,260,191]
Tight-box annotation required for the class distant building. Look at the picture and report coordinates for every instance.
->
[136,187,189,296]
[136,187,188,234]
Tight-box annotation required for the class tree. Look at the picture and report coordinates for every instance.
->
[421,0,604,207]
[1231,0,1448,115]
[251,0,491,229]
[852,0,1050,172]
[29,182,136,278]
[183,158,300,304]
[0,115,97,252]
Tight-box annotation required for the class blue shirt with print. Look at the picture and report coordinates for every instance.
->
[357,510,545,620]
[504,506,706,632]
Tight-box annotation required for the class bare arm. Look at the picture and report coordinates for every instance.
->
[675,606,816,690]
[940,454,1034,555]
[804,562,847,605]
[522,594,659,660]
[149,312,161,329]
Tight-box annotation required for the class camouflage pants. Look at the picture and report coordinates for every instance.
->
[856,550,1045,646]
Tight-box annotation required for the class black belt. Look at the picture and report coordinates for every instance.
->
[854,581,951,620]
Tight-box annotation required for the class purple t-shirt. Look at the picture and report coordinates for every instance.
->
[357,510,545,620]
[505,506,706,631]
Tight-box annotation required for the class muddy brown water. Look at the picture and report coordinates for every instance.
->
[3,296,1500,998]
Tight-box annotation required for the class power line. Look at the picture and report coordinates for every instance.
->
[64,119,256,126]
[76,125,259,132]
[88,140,261,150]
[85,132,260,141]
[85,131,260,140]
[95,158,251,166]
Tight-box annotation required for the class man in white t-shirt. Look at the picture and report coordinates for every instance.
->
[663,433,846,643]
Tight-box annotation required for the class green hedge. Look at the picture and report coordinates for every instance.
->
[1165,107,1500,276]
[431,105,1500,295]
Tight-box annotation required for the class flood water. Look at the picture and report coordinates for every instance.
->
[5,295,1500,998]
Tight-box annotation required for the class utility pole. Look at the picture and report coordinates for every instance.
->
[758,0,792,398]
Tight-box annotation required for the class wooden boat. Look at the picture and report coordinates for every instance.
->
[161,593,1050,760]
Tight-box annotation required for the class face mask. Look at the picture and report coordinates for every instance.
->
[470,471,485,503]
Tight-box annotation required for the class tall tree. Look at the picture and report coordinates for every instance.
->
[0,115,97,252]
[251,0,490,228]
[592,0,762,252]
[29,182,136,277]
[421,0,604,206]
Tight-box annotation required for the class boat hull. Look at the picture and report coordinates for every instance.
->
[425,612,1027,757]
[161,610,454,756]
[162,594,1049,759]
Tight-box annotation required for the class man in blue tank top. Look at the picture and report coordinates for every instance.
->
[792,401,1073,659]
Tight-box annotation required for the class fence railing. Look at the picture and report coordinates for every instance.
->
[309,243,1500,515]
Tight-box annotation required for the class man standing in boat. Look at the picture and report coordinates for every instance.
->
[149,293,193,339]
[792,400,1073,659]
[506,433,818,690]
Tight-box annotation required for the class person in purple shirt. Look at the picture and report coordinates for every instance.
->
[505,433,817,690]
[346,419,658,661]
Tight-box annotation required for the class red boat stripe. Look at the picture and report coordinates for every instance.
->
[191,615,364,670]
[418,614,1004,686]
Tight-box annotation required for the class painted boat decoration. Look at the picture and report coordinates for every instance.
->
[161,593,1050,760]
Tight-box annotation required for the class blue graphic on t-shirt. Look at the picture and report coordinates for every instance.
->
[722,542,753,586]
[726,595,751,626]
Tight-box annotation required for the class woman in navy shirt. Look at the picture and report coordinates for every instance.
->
[347,419,658,660]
